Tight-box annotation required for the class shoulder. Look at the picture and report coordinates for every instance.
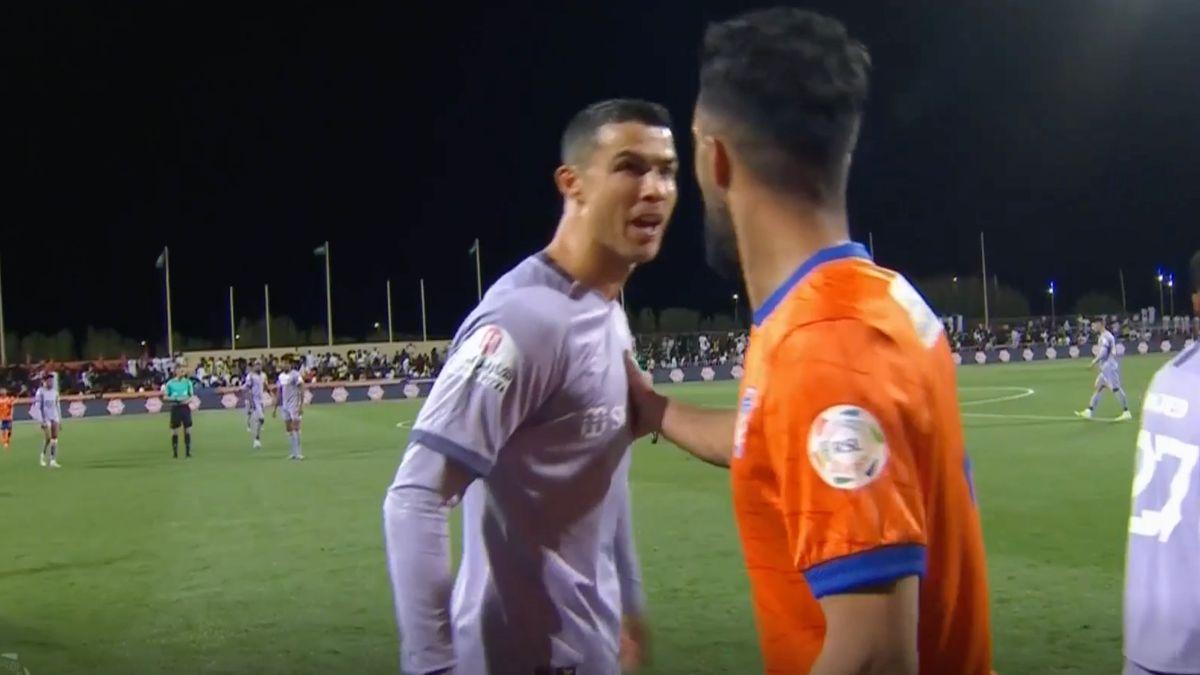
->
[462,287,571,351]
[769,317,897,377]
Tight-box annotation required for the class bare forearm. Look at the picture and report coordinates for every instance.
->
[660,401,736,468]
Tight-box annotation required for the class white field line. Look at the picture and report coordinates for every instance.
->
[958,386,1035,407]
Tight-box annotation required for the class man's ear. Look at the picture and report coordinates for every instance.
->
[555,164,583,202]
[710,136,732,191]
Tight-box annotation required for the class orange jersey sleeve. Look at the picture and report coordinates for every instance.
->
[765,320,928,594]
[0,397,13,420]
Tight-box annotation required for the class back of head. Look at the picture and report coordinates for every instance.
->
[698,7,871,202]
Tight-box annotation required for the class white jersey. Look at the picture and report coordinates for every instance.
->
[34,387,61,423]
[277,371,303,411]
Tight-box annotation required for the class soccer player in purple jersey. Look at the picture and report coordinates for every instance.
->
[383,99,677,675]
[242,361,268,449]
[1123,250,1200,675]
[1077,318,1133,421]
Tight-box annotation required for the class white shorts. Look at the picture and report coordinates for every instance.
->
[280,408,302,423]
[41,417,61,429]
[1096,364,1122,391]
[246,402,265,421]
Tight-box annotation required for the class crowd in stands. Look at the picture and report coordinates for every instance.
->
[1,315,1195,397]
[947,315,1198,350]
[0,345,445,398]
[634,332,749,370]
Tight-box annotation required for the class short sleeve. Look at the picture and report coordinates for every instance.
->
[765,321,928,598]
[409,291,566,476]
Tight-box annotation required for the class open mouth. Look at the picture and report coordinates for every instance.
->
[629,214,664,237]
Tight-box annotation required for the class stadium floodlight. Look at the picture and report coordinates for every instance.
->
[952,276,958,283]
[1048,282,1055,295]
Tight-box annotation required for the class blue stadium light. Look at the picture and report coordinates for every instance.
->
[1168,275,1174,289]
[1047,281,1055,295]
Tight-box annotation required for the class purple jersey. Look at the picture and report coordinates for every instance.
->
[402,253,640,674]
[243,372,266,402]
[1124,342,1200,672]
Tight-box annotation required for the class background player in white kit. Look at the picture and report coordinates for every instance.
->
[383,99,677,675]
[272,357,305,460]
[1077,318,1133,421]
[34,374,62,468]
[1123,250,1200,675]
[242,361,268,448]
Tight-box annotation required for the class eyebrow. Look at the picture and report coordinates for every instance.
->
[611,150,679,167]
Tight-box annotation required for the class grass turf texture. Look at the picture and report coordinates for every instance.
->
[0,355,1165,674]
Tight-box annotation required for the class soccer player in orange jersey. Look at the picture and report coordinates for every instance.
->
[0,388,13,449]
[625,8,993,674]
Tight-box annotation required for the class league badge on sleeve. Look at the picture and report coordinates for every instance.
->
[443,324,519,393]
[808,405,888,489]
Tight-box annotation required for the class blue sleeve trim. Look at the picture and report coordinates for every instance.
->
[409,429,494,477]
[803,544,927,599]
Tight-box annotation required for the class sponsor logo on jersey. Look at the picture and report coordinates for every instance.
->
[808,405,888,490]
[580,404,626,440]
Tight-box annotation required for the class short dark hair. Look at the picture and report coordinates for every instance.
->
[560,99,673,165]
[1190,250,1200,294]
[699,7,871,201]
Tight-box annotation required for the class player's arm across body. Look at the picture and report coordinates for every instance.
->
[624,356,736,467]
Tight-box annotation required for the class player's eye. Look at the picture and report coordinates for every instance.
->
[615,159,649,176]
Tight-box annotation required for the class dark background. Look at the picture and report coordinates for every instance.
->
[10,1,1200,345]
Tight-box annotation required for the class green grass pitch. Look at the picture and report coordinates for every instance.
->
[0,356,1166,674]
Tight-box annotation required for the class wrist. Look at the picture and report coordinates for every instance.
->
[647,393,669,434]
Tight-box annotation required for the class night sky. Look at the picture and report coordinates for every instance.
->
[12,1,1200,345]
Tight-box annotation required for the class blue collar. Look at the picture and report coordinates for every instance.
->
[752,241,872,327]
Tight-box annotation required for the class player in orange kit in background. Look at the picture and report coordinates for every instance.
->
[625,7,993,674]
[0,388,14,449]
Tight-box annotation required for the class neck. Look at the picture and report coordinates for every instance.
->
[735,189,850,315]
[544,213,631,301]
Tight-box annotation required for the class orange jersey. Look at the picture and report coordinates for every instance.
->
[731,243,992,674]
[0,397,13,420]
